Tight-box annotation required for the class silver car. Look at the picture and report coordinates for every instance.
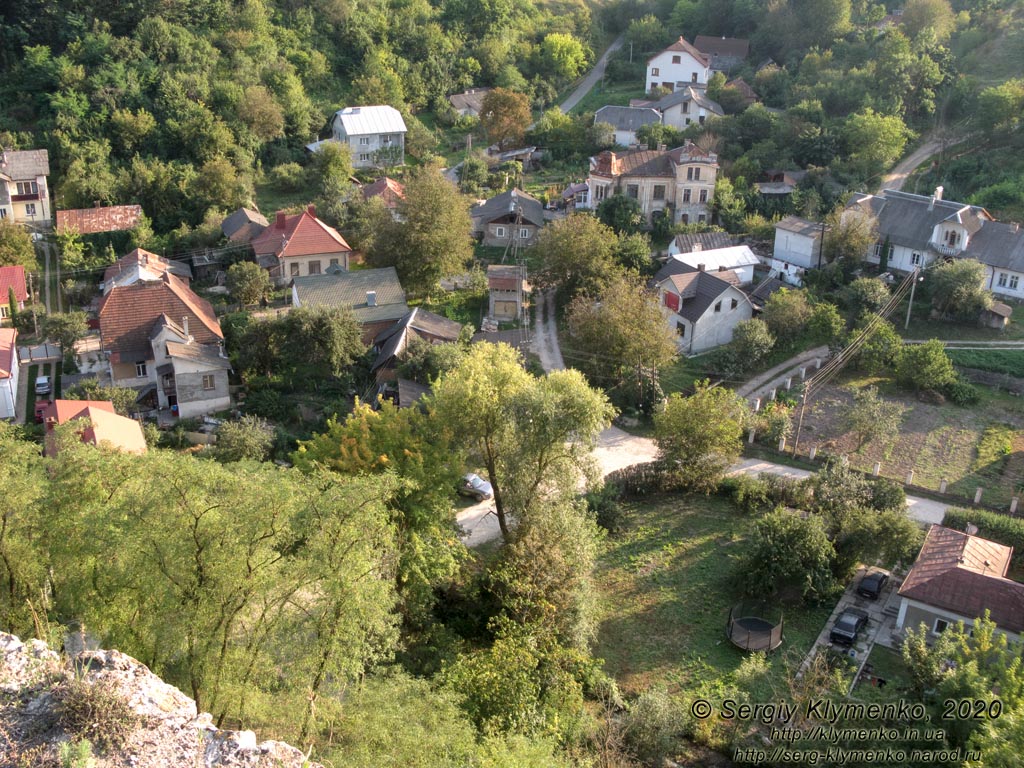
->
[460,473,494,502]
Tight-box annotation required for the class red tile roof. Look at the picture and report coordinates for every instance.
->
[361,177,406,208]
[900,525,1024,634]
[251,205,352,260]
[656,37,710,67]
[98,273,222,362]
[0,328,16,379]
[43,400,147,455]
[0,266,27,304]
[56,205,143,235]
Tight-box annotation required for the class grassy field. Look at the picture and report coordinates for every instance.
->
[568,81,647,116]
[800,375,1024,507]
[901,303,1024,342]
[594,494,834,701]
[947,348,1024,377]
[955,3,1024,87]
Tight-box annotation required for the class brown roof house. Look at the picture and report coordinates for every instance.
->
[0,265,28,321]
[97,274,231,419]
[653,258,752,354]
[291,266,410,344]
[0,148,50,225]
[361,177,406,219]
[251,205,354,281]
[41,399,147,456]
[101,249,192,294]
[56,205,143,235]
[448,88,492,118]
[693,35,750,74]
[488,264,530,322]
[896,524,1024,642]
[221,207,269,243]
[472,189,547,248]
[585,141,719,226]
[646,37,710,93]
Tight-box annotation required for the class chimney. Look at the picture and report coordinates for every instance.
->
[929,186,943,211]
[697,263,706,272]
[182,316,189,339]
[935,185,944,201]
[718,265,727,272]
[366,291,377,307]
[306,203,316,217]
[692,242,703,252]
[276,211,286,229]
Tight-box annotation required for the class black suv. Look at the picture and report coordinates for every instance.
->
[830,609,869,646]
[857,571,890,600]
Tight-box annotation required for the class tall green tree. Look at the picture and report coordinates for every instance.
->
[226,261,273,306]
[930,258,992,320]
[480,88,531,151]
[0,220,36,272]
[534,214,620,299]
[895,339,956,391]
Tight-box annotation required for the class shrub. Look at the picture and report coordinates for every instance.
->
[623,687,684,765]
[943,507,1024,567]
[944,376,981,406]
[719,475,773,515]
[55,677,141,752]
[869,477,906,512]
[267,162,308,192]
[585,483,624,532]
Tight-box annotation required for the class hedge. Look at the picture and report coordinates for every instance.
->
[942,507,1024,567]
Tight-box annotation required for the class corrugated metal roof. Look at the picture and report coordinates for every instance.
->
[334,106,408,137]
[670,246,760,272]
[292,267,410,324]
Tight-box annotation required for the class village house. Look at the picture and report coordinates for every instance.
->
[311,106,407,169]
[97,274,231,419]
[370,308,463,381]
[584,141,718,225]
[653,259,752,354]
[56,204,143,235]
[725,77,759,108]
[646,37,710,93]
[693,35,750,74]
[846,187,1024,301]
[593,105,662,147]
[649,87,723,130]
[101,249,192,294]
[221,207,269,243]
[487,264,530,322]
[251,205,353,281]
[41,399,147,456]
[471,189,546,247]
[448,88,492,118]
[0,328,18,420]
[361,176,406,218]
[896,525,1024,643]
[561,182,590,211]
[0,148,50,225]
[670,231,739,254]
[664,245,760,286]
[291,266,410,344]
[772,215,826,286]
[0,265,28,322]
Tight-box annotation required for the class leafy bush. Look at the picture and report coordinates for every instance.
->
[869,477,907,513]
[719,475,773,515]
[245,388,293,422]
[944,376,981,406]
[585,483,624,532]
[623,687,684,765]
[943,507,1024,567]
[268,162,308,192]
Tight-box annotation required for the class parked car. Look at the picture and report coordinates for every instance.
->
[34,375,51,396]
[459,473,494,502]
[857,571,889,600]
[830,609,869,646]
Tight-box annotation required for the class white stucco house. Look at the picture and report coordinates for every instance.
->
[308,106,407,169]
[0,328,19,420]
[652,259,752,354]
[651,87,723,130]
[664,245,760,286]
[594,105,662,147]
[646,37,711,93]
[772,216,826,286]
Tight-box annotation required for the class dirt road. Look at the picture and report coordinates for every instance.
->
[879,132,969,193]
[558,34,625,114]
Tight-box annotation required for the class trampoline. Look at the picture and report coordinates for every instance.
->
[726,602,784,652]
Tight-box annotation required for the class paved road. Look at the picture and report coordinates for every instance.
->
[558,34,625,114]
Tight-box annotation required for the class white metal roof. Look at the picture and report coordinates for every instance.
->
[333,106,407,136]
[669,245,760,270]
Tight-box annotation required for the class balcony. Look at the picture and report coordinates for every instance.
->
[11,193,40,202]
[929,241,961,257]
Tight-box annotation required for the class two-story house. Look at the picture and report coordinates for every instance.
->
[772,216,826,286]
[693,36,750,74]
[326,106,407,169]
[593,106,662,147]
[251,205,354,281]
[584,141,718,225]
[0,149,51,225]
[652,259,752,354]
[97,273,230,418]
[471,189,547,247]
[646,37,710,94]
[650,87,723,130]
[0,266,28,322]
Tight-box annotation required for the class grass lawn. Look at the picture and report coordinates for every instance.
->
[659,355,706,396]
[254,178,310,217]
[901,305,1024,342]
[594,493,833,701]
[948,348,1024,377]
[854,646,914,704]
[568,81,646,116]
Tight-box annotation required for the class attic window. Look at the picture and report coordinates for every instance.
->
[672,56,681,64]
[731,298,738,310]
[714,301,722,313]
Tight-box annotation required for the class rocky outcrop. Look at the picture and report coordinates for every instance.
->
[0,633,322,767]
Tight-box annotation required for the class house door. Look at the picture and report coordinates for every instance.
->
[168,394,177,407]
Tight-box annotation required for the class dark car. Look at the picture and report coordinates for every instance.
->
[459,473,494,502]
[830,609,869,646]
[857,571,890,600]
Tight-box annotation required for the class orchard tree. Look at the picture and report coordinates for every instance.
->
[653,380,748,492]
[480,88,532,150]
[930,258,992,320]
[741,510,837,602]
[841,385,905,450]
[851,316,903,374]
[841,277,890,317]
[0,220,35,272]
[729,318,776,370]
[534,214,619,299]
[896,339,955,391]
[430,342,614,540]
[42,311,87,356]
[226,261,273,306]
[822,205,876,265]
[213,415,274,462]
[761,288,812,347]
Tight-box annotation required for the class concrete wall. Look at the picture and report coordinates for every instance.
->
[281,251,349,278]
[688,287,752,353]
[898,598,1021,645]
[773,230,819,270]
[482,222,539,248]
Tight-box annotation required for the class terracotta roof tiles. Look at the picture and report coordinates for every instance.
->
[56,205,143,234]
[251,206,352,261]
[0,266,28,304]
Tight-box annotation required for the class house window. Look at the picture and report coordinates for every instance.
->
[651,67,660,76]
[663,292,679,311]
[693,167,701,181]
[731,298,738,309]
[1011,275,1020,290]
[683,189,691,203]
[698,115,705,125]
[933,618,949,634]
[911,252,923,266]
[15,181,37,196]
[594,185,607,202]
[359,137,370,145]
[653,185,665,200]
[24,203,36,217]
[998,272,1008,287]
[381,135,393,145]
[650,83,658,92]
[672,56,681,64]
[495,226,506,238]
[135,362,147,377]
[698,214,707,223]
[519,228,529,239]
[0,209,6,219]
[290,262,300,277]
[626,184,639,199]
[699,189,708,203]
[714,301,722,313]
[681,102,689,114]
[0,306,7,318]
[691,72,698,82]
[677,323,686,338]
[685,118,692,126]
[687,167,694,181]
[308,260,321,275]
[360,153,371,162]
[202,374,216,391]
[329,258,339,267]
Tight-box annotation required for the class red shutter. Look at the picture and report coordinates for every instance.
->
[664,292,679,311]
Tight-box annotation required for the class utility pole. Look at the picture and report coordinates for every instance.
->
[905,266,921,330]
